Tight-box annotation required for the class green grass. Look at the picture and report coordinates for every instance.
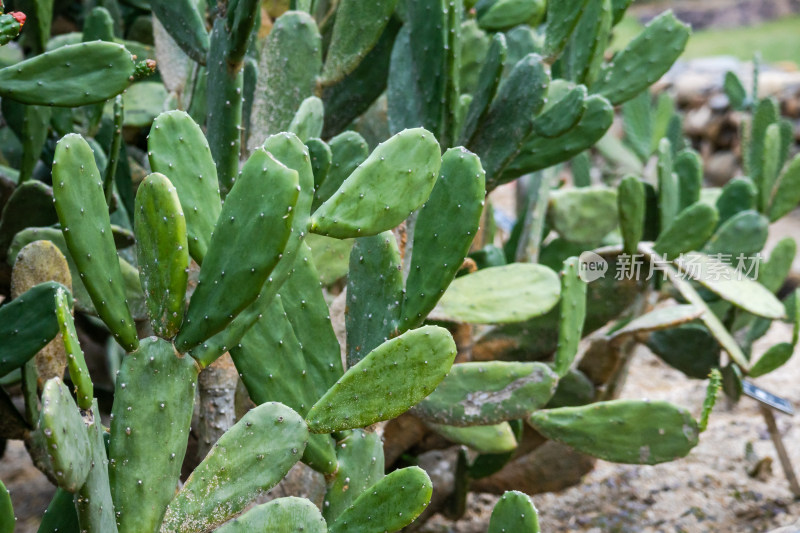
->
[610,14,800,66]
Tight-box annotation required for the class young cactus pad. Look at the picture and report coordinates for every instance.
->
[327,466,433,533]
[309,128,441,239]
[529,399,699,464]
[215,497,326,533]
[134,173,189,339]
[488,490,541,533]
[160,402,309,532]
[306,325,457,433]
[174,149,299,353]
[432,264,560,324]
[52,134,138,351]
[54,286,93,409]
[147,111,221,265]
[37,377,91,492]
[0,41,135,106]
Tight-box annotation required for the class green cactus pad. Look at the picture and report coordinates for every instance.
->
[215,497,327,533]
[647,324,720,379]
[759,123,782,213]
[612,305,703,340]
[618,175,645,256]
[231,295,337,464]
[306,325,456,433]
[556,0,611,85]
[458,33,507,145]
[758,237,796,293]
[432,264,560,324]
[768,154,800,222]
[75,399,117,533]
[205,19,244,196]
[488,490,540,533]
[323,21,401,138]
[429,422,518,454]
[554,257,586,376]
[703,209,768,257]
[253,11,321,140]
[134,173,189,339]
[657,138,679,231]
[402,147,486,330]
[306,234,353,284]
[674,149,703,210]
[151,0,208,64]
[459,20,490,94]
[53,286,92,409]
[38,377,91,492]
[176,149,299,353]
[503,95,614,185]
[262,132,315,268]
[52,134,138,351]
[161,402,308,533]
[38,488,80,533]
[750,342,794,378]
[276,243,343,395]
[387,0,447,135]
[16,103,51,184]
[532,82,588,138]
[674,252,785,319]
[108,338,198,533]
[310,128,441,239]
[745,98,778,188]
[468,53,548,184]
[414,362,558,426]
[0,480,12,532]
[306,138,332,190]
[653,202,718,259]
[0,40,134,106]
[288,96,324,142]
[323,429,385,521]
[148,110,222,265]
[312,131,369,211]
[346,231,404,366]
[320,0,398,85]
[0,179,57,260]
[591,11,690,105]
[0,281,65,377]
[529,399,699,464]
[188,133,314,367]
[544,0,591,59]
[477,0,545,31]
[327,466,432,533]
[548,186,618,245]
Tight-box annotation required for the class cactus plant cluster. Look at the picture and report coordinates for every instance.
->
[0,0,798,530]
